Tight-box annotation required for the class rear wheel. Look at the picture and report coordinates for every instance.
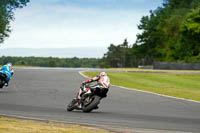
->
[82,95,100,113]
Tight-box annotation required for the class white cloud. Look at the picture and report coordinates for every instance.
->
[1,2,149,50]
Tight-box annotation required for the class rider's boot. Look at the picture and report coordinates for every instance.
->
[4,79,9,87]
[78,103,82,109]
[5,82,8,87]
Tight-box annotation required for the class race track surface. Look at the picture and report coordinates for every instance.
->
[0,68,200,133]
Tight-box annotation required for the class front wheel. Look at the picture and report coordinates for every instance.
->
[67,99,76,111]
[0,79,4,89]
[82,95,101,113]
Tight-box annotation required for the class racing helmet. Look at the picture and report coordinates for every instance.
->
[100,72,107,76]
[6,62,12,67]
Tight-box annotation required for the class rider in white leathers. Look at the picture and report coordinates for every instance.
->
[76,72,110,108]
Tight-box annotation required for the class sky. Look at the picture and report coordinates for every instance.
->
[0,0,163,57]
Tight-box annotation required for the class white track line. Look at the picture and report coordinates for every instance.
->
[79,71,200,104]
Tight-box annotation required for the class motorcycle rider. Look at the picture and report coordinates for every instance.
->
[76,72,110,108]
[0,63,14,87]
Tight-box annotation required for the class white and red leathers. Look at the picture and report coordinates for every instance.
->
[77,73,110,100]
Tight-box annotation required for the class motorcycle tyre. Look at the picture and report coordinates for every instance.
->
[82,95,100,113]
[67,99,76,111]
[0,80,4,89]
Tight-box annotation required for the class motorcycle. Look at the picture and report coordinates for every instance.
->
[67,85,108,113]
[0,72,6,89]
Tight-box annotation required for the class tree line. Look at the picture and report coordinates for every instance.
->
[132,0,200,64]
[0,56,101,68]
[102,0,200,68]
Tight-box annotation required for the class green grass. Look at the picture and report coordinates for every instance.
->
[0,117,112,133]
[106,68,200,73]
[83,72,200,101]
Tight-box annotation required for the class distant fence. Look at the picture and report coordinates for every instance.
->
[153,62,200,70]
[138,65,153,69]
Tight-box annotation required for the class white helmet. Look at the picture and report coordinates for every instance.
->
[6,62,12,67]
[100,72,107,76]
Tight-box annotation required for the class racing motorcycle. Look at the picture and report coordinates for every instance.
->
[67,85,108,113]
[0,72,6,89]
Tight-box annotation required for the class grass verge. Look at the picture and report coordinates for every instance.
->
[83,71,200,101]
[106,68,200,73]
[0,116,112,133]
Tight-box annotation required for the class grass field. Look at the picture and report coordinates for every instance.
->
[106,68,200,73]
[0,117,112,133]
[83,71,200,101]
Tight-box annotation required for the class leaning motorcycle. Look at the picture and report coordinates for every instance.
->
[0,72,6,89]
[67,85,108,113]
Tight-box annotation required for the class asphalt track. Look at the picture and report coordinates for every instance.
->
[0,68,200,133]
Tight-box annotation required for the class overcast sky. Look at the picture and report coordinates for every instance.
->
[0,0,163,57]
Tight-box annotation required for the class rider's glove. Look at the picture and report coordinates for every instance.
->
[82,82,86,85]
[80,82,85,88]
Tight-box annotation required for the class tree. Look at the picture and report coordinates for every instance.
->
[0,0,29,44]
[132,0,200,64]
[101,39,133,68]
[132,9,165,64]
[102,44,122,68]
[179,7,200,62]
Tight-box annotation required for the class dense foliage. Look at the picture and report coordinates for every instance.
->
[0,56,101,68]
[0,0,29,43]
[132,0,200,64]
[101,39,133,67]
[102,0,200,67]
